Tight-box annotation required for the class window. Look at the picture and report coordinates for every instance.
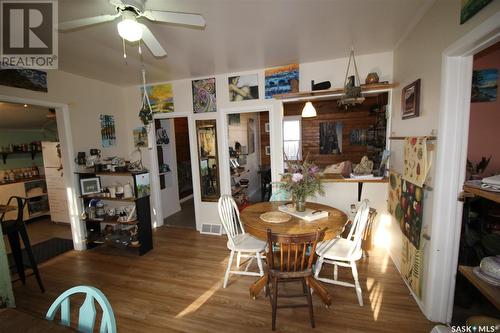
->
[283,116,301,160]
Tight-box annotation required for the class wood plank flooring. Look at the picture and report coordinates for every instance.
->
[8,227,434,332]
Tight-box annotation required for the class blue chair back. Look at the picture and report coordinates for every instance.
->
[269,182,291,202]
[46,285,117,333]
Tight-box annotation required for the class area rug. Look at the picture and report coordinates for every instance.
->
[7,237,73,272]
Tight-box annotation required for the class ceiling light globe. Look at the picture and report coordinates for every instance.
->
[301,102,317,118]
[117,19,143,42]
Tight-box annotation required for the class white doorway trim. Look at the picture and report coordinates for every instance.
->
[148,112,198,228]
[425,11,500,323]
[0,94,84,250]
[219,104,276,198]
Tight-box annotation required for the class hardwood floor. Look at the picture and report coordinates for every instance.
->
[8,227,434,332]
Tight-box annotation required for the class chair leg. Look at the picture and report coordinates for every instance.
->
[256,252,264,276]
[271,276,278,331]
[236,252,241,268]
[18,225,44,293]
[303,278,315,328]
[223,250,235,288]
[314,257,323,279]
[350,261,363,306]
[7,231,25,284]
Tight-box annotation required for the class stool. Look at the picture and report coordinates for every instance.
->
[1,196,44,293]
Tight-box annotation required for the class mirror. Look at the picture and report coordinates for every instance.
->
[196,119,220,202]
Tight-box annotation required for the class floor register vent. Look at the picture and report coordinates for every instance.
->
[200,223,222,235]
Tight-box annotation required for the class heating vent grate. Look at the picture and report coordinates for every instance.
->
[200,223,222,235]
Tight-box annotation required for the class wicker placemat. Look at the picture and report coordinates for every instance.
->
[260,211,292,223]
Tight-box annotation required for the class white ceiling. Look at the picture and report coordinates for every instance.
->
[0,102,53,129]
[58,0,432,86]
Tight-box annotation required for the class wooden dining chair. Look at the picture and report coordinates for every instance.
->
[265,228,325,330]
[218,195,266,288]
[46,285,116,333]
[314,199,370,306]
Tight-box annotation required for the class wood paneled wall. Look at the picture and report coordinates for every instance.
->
[259,112,270,166]
[284,94,387,167]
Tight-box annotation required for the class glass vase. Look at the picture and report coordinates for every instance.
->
[295,195,306,212]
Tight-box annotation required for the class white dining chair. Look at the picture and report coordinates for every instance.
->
[218,195,266,288]
[314,199,370,306]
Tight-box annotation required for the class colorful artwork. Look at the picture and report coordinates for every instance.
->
[403,137,431,187]
[133,127,148,148]
[192,78,217,113]
[401,237,423,299]
[460,0,493,24]
[0,65,47,92]
[264,64,299,99]
[388,171,402,218]
[134,173,151,198]
[400,179,424,249]
[319,122,343,154]
[141,83,174,113]
[471,68,498,102]
[228,74,259,101]
[100,115,116,148]
[349,129,368,145]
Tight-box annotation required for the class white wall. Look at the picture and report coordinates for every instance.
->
[390,0,500,320]
[122,51,394,230]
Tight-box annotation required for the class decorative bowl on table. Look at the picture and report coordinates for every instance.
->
[480,256,500,280]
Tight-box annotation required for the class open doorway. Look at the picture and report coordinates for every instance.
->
[227,111,271,209]
[155,117,196,229]
[0,101,73,262]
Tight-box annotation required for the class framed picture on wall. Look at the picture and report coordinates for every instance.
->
[401,79,421,120]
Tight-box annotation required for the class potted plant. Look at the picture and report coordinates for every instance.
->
[280,154,324,212]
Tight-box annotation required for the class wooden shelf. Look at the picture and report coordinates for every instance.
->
[26,193,48,199]
[82,217,138,225]
[273,82,398,100]
[95,170,148,176]
[322,174,389,183]
[463,184,500,204]
[459,265,500,310]
[1,151,38,164]
[80,194,136,202]
[28,211,50,219]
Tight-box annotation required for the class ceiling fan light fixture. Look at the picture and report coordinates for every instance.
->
[117,14,143,42]
[302,101,317,118]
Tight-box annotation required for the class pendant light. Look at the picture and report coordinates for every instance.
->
[302,101,317,118]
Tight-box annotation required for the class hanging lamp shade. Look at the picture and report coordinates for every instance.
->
[302,102,317,118]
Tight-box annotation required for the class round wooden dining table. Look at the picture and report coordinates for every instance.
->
[240,201,348,306]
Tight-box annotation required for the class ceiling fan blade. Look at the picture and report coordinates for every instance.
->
[58,13,120,31]
[143,10,205,28]
[141,25,167,57]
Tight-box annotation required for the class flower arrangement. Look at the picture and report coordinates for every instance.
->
[280,154,324,212]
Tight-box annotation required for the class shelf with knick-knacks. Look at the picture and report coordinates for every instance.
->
[155,118,174,190]
[76,169,153,255]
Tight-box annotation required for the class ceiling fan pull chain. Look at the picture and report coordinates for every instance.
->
[122,37,127,64]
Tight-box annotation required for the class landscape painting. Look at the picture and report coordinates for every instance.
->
[141,83,174,112]
[228,74,259,101]
[471,68,498,102]
[0,66,47,92]
[319,122,343,155]
[192,78,217,113]
[265,64,299,99]
[460,0,493,24]
[133,127,148,148]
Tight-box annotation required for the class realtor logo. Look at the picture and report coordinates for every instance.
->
[1,0,58,69]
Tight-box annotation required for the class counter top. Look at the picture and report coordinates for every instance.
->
[0,175,45,186]
[322,174,388,183]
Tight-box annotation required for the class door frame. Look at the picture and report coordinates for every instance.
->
[425,11,500,323]
[0,94,84,250]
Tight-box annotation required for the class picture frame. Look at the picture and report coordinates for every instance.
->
[80,177,101,195]
[401,79,421,120]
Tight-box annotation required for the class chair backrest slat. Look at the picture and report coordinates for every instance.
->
[46,285,116,333]
[218,195,245,247]
[347,200,370,258]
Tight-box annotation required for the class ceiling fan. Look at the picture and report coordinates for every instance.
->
[58,0,206,57]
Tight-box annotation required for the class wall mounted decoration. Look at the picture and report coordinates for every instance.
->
[400,179,424,249]
[196,119,220,201]
[141,83,174,113]
[192,78,217,113]
[401,237,423,299]
[319,122,343,154]
[228,114,240,125]
[247,118,256,154]
[133,127,148,148]
[471,68,498,102]
[0,65,47,92]
[388,170,402,220]
[228,74,259,101]
[338,48,365,109]
[264,64,299,99]
[403,137,432,187]
[100,115,116,148]
[460,0,493,24]
[401,79,421,119]
[349,129,368,145]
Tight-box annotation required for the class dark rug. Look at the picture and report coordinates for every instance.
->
[8,237,73,272]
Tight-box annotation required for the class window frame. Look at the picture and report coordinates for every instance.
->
[283,115,302,161]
